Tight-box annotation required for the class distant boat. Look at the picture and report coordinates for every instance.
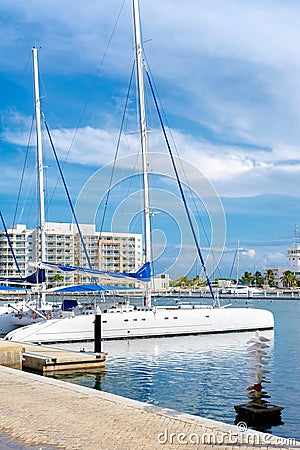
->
[222,285,263,297]
[5,0,274,344]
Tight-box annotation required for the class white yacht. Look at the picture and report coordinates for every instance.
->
[222,285,263,297]
[5,301,273,343]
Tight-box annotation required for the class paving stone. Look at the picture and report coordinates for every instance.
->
[0,366,298,450]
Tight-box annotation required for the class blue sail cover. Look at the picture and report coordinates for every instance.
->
[0,268,46,285]
[50,284,138,293]
[41,261,151,282]
[0,286,28,291]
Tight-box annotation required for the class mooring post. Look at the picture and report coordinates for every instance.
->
[94,306,102,353]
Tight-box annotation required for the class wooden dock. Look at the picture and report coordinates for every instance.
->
[0,339,106,374]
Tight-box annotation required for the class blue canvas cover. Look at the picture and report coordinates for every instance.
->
[0,268,46,285]
[41,261,151,282]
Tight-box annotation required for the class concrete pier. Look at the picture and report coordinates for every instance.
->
[21,343,106,374]
[0,339,106,374]
[0,365,298,450]
[0,341,23,370]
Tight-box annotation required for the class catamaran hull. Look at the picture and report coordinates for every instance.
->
[0,304,35,335]
[4,307,274,343]
[0,303,54,335]
[0,310,16,335]
[0,313,45,335]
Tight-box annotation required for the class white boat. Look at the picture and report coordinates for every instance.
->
[5,302,273,343]
[0,293,54,335]
[5,0,274,343]
[223,285,263,297]
[0,300,28,335]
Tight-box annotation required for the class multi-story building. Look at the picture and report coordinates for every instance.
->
[0,222,143,287]
[0,224,33,279]
[31,222,76,286]
[269,226,300,287]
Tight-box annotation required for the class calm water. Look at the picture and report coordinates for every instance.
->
[49,299,299,441]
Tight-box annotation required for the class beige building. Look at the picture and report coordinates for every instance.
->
[0,222,143,287]
[151,273,170,292]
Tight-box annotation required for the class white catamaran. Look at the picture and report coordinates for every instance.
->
[5,0,274,344]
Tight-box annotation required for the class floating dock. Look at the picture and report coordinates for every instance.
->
[0,339,106,374]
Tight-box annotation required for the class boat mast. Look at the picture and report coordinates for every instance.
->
[132,0,152,307]
[236,239,240,285]
[32,47,46,298]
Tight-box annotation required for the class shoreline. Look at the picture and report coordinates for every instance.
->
[1,292,300,302]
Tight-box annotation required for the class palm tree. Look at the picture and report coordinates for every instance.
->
[170,275,190,288]
[53,273,64,286]
[254,270,264,287]
[192,275,200,287]
[180,275,189,286]
[280,270,298,288]
[192,274,200,283]
[265,269,276,287]
[240,271,254,285]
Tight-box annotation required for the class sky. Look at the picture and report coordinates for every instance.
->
[1,0,300,280]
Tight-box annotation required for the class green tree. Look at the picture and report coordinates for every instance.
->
[265,269,276,287]
[280,270,298,288]
[240,271,254,285]
[170,275,191,288]
[192,275,200,286]
[53,273,64,286]
[254,271,264,287]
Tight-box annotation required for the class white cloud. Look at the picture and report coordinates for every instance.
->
[242,249,256,260]
[1,0,300,157]
[220,244,288,277]
[3,115,300,201]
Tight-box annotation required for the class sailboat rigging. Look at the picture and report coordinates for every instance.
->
[133,0,152,308]
[0,48,52,334]
[33,47,46,273]
[5,0,274,344]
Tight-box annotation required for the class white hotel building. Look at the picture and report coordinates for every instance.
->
[268,226,300,287]
[0,224,33,279]
[271,243,300,287]
[0,222,143,288]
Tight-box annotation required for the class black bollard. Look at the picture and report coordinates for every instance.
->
[94,306,102,353]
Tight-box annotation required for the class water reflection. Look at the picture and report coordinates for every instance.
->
[51,331,276,425]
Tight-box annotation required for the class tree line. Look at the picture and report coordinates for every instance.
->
[171,269,299,288]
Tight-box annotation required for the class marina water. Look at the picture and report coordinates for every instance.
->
[49,299,299,441]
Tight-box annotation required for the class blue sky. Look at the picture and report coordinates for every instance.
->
[1,0,300,279]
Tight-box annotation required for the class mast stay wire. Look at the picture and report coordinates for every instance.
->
[12,115,35,228]
[98,62,135,238]
[143,58,222,280]
[145,68,216,304]
[46,0,127,212]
